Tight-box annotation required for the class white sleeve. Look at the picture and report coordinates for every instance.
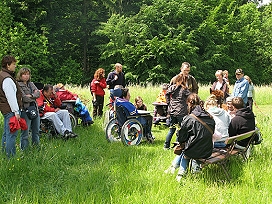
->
[2,78,20,114]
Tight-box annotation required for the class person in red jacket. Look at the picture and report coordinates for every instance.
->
[36,84,77,139]
[90,68,107,117]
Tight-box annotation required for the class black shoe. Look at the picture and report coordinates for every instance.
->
[69,131,78,138]
[62,130,70,140]
[147,133,155,143]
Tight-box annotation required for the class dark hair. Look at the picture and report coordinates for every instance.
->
[232,97,244,109]
[121,88,129,99]
[187,93,201,113]
[43,84,53,92]
[1,55,17,69]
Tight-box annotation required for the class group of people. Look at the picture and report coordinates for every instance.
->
[162,62,256,182]
[0,56,81,157]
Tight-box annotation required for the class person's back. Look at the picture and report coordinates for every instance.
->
[228,97,255,147]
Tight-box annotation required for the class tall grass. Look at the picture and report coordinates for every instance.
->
[0,85,271,203]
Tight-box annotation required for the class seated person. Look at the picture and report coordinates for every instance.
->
[204,94,231,148]
[54,83,93,125]
[54,83,78,101]
[164,93,215,182]
[153,83,169,124]
[115,88,154,142]
[228,97,255,149]
[134,96,147,111]
[37,84,78,139]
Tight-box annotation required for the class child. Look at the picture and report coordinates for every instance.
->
[153,83,169,124]
[134,96,147,111]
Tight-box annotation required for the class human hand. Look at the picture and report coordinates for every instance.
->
[15,114,20,120]
[114,75,118,80]
[94,81,99,84]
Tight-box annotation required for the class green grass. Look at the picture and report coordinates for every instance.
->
[0,85,271,203]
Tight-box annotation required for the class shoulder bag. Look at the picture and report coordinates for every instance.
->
[190,114,213,135]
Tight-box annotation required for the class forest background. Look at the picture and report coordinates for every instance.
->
[0,0,271,85]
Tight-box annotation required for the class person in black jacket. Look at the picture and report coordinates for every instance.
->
[163,73,190,149]
[164,93,215,182]
[228,97,255,147]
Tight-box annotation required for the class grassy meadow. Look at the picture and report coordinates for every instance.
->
[0,84,271,203]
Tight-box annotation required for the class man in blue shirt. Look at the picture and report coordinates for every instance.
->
[232,68,249,106]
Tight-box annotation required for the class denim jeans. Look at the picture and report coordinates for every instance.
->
[172,154,202,175]
[1,112,19,157]
[214,141,226,148]
[20,111,40,150]
[164,115,183,148]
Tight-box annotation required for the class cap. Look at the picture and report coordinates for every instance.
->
[235,69,244,75]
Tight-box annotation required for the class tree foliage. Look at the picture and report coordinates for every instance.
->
[0,0,271,85]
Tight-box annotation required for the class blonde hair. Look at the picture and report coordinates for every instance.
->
[204,94,218,110]
[215,70,223,77]
[244,75,252,84]
[16,67,31,82]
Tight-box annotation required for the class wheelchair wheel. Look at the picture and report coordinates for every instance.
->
[121,119,143,146]
[69,113,77,128]
[105,118,121,142]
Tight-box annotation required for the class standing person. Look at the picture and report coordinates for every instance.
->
[91,68,107,118]
[232,68,249,106]
[36,84,78,139]
[164,73,191,150]
[106,63,126,90]
[164,93,215,181]
[170,62,198,94]
[0,55,23,157]
[210,70,229,102]
[17,68,40,150]
[244,75,255,111]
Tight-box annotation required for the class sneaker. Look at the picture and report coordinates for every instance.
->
[164,166,176,174]
[68,131,78,138]
[62,130,70,140]
[176,170,185,182]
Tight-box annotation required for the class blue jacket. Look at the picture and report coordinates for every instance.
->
[233,77,249,105]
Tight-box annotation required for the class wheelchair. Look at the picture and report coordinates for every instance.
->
[105,104,154,146]
[39,112,77,139]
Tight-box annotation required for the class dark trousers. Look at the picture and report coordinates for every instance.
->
[93,95,104,117]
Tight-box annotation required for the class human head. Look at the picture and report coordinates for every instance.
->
[180,62,191,77]
[204,94,217,110]
[223,70,228,79]
[135,96,143,108]
[244,75,252,84]
[115,63,123,74]
[94,68,105,80]
[16,67,31,82]
[175,73,187,88]
[1,55,17,71]
[235,68,244,80]
[226,96,234,111]
[162,83,169,90]
[186,93,201,113]
[232,97,244,110]
[121,88,130,101]
[56,83,65,90]
[43,84,54,98]
[215,70,223,81]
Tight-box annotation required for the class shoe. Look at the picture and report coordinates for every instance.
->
[147,133,155,143]
[69,131,78,138]
[164,166,176,174]
[62,130,70,140]
[176,171,186,182]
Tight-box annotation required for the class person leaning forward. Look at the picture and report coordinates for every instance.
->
[170,62,198,94]
[36,84,77,140]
